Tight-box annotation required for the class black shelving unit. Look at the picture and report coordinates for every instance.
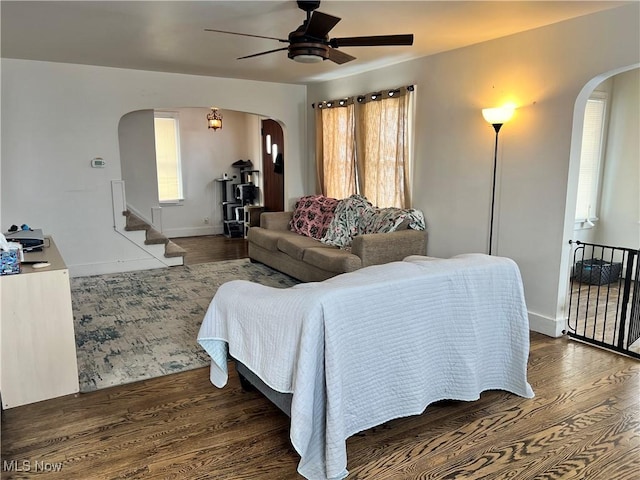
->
[216,162,261,238]
[215,178,243,238]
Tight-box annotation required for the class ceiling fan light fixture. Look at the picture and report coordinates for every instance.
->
[292,54,324,63]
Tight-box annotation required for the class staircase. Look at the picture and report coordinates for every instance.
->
[110,180,185,268]
[122,210,186,267]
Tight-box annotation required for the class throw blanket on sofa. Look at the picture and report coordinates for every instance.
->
[321,194,426,248]
[197,254,534,480]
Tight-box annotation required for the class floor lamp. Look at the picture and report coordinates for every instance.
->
[482,106,515,255]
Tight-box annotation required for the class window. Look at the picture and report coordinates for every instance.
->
[575,92,608,223]
[315,86,413,208]
[154,112,183,203]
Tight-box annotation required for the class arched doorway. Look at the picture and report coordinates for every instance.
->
[560,65,639,355]
[560,64,639,304]
[261,119,285,212]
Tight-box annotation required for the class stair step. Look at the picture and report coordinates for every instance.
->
[124,211,150,231]
[164,241,187,258]
[120,208,185,265]
[145,228,168,245]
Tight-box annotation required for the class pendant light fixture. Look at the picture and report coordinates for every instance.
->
[207,107,223,131]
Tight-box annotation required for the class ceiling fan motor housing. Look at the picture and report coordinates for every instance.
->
[288,27,329,62]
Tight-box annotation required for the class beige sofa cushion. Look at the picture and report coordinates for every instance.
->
[303,247,362,273]
[248,227,297,252]
[277,234,331,261]
[260,211,293,231]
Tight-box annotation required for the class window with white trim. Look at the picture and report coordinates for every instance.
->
[575,92,608,223]
[154,112,184,204]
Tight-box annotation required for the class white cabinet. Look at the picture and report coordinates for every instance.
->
[1,237,79,408]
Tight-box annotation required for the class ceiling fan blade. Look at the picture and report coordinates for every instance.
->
[327,48,356,65]
[205,28,288,43]
[330,34,414,48]
[237,47,289,60]
[305,11,341,38]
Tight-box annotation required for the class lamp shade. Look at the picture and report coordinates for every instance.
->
[482,106,515,125]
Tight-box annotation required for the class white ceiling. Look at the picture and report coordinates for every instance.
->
[1,1,629,85]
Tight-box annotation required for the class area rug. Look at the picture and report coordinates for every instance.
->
[71,259,299,392]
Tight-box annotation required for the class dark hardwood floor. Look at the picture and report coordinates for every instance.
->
[2,333,638,479]
[171,234,248,265]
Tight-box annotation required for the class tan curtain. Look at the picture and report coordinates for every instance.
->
[315,107,325,194]
[315,103,357,199]
[355,89,411,208]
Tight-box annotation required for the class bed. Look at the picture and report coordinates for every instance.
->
[197,254,535,480]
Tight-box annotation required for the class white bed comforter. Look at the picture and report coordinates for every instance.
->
[197,254,534,479]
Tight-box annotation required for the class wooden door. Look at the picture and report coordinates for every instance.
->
[261,119,284,212]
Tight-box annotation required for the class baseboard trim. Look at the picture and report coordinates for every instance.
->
[68,258,168,278]
[528,311,564,338]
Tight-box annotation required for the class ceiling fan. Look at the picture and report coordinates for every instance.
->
[205,0,414,65]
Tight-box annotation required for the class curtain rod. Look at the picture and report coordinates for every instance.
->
[312,84,414,109]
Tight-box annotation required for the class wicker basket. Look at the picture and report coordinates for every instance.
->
[573,259,622,285]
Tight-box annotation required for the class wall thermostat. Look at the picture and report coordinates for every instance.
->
[91,157,106,168]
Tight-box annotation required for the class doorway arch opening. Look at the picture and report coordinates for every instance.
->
[559,64,640,337]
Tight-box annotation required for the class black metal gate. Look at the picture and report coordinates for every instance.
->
[566,240,640,359]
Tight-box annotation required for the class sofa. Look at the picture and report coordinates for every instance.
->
[247,195,428,282]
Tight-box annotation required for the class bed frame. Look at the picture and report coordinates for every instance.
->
[235,360,292,416]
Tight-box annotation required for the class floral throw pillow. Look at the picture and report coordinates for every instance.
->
[289,195,339,239]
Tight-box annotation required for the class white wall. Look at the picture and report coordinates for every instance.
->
[118,109,159,222]
[0,60,307,276]
[594,68,640,251]
[152,108,259,238]
[570,77,612,245]
[119,107,263,237]
[308,4,640,337]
